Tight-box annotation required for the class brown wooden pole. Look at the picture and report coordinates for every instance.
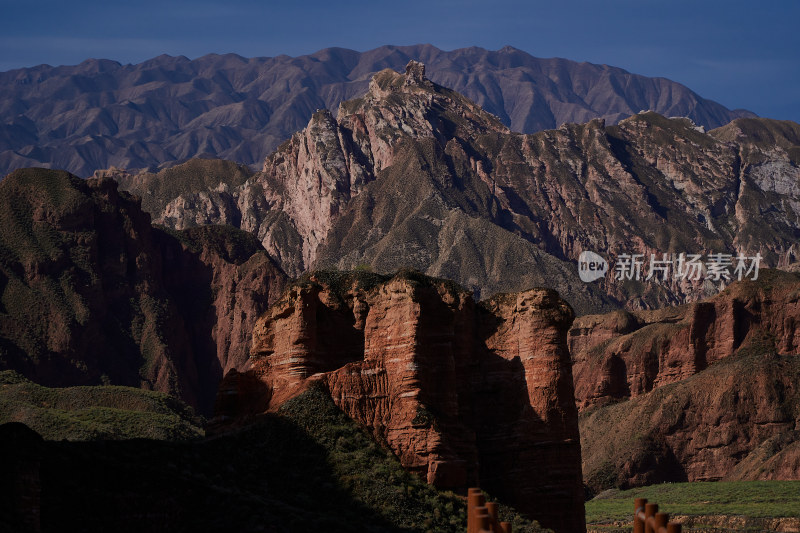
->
[485,501,499,533]
[468,488,482,533]
[476,507,490,533]
[667,523,682,533]
[499,521,511,533]
[634,498,647,533]
[645,503,658,533]
[655,512,669,532]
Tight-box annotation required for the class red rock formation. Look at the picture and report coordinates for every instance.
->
[222,270,585,533]
[573,269,800,491]
[580,348,800,492]
[570,268,800,411]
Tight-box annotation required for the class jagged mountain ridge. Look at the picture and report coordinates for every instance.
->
[0,44,754,176]
[118,62,800,314]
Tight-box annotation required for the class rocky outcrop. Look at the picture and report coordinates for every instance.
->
[0,44,753,177]
[573,269,800,492]
[570,268,800,410]
[219,270,585,533]
[0,168,287,413]
[119,62,799,314]
[580,348,800,493]
[238,60,508,274]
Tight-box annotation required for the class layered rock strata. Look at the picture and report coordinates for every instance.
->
[570,268,800,410]
[217,270,585,533]
[572,269,800,491]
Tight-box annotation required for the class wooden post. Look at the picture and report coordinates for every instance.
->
[634,498,683,533]
[634,498,647,533]
[468,488,483,533]
[465,488,510,533]
[486,501,498,520]
[486,501,498,532]
[645,503,658,533]
[475,506,490,532]
[655,512,669,532]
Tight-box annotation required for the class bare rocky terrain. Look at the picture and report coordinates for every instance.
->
[573,269,800,493]
[115,62,800,315]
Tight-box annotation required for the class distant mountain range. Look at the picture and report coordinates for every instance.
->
[0,44,754,177]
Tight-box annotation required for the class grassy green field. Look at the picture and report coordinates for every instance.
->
[586,481,800,527]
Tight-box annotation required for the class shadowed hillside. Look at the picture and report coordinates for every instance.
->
[0,168,287,414]
[0,385,548,533]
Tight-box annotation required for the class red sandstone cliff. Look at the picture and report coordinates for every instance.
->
[570,268,800,410]
[216,270,585,533]
[572,269,800,492]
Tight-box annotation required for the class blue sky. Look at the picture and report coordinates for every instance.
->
[1,0,798,122]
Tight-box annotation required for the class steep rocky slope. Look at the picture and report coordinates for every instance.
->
[570,269,800,410]
[0,168,287,413]
[581,349,800,494]
[123,63,800,313]
[216,270,584,533]
[0,44,753,176]
[572,270,800,492]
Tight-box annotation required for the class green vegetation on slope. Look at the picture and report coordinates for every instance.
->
[277,384,547,532]
[1,383,549,532]
[160,223,267,265]
[116,158,253,217]
[0,370,203,440]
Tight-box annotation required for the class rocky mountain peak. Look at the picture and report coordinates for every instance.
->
[351,62,508,145]
[404,59,427,84]
[365,61,434,98]
[117,66,800,314]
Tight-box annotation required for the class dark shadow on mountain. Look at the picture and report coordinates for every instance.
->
[0,417,409,533]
